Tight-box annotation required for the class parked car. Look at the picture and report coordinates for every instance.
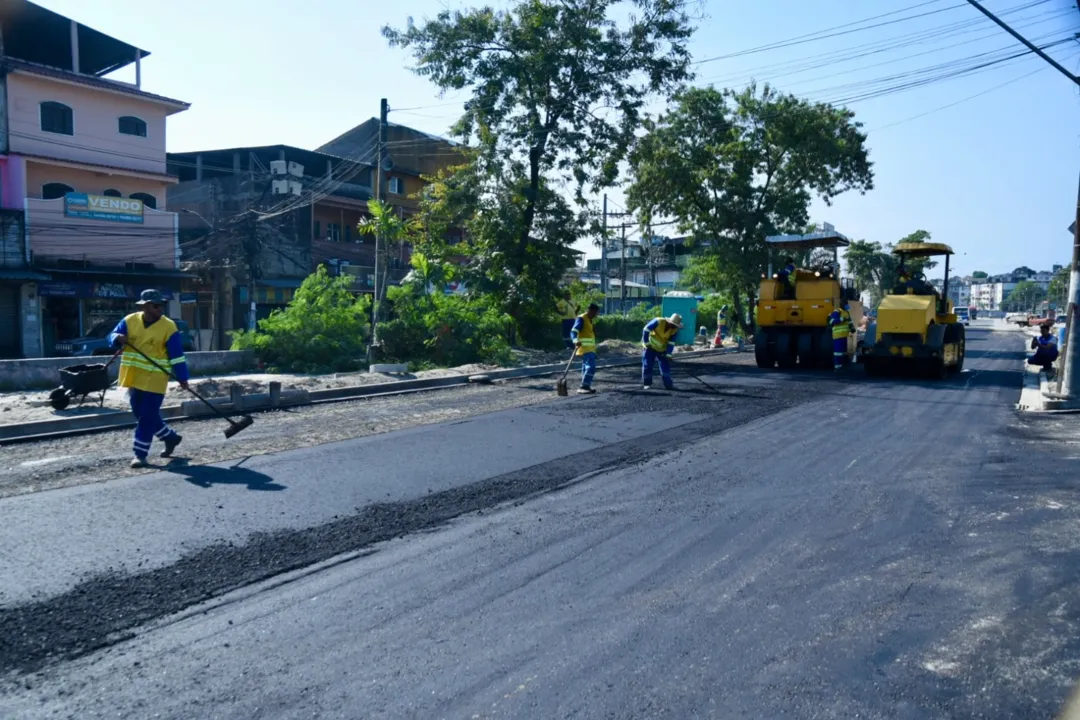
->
[1005,312,1031,326]
[54,318,196,357]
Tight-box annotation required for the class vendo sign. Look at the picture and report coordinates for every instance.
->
[63,192,145,224]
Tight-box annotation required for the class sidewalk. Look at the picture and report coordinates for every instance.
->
[0,341,649,428]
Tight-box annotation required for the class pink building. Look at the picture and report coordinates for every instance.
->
[0,0,190,357]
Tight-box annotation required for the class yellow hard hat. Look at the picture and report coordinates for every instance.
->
[668,313,684,328]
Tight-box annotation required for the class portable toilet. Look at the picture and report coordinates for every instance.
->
[661,291,699,345]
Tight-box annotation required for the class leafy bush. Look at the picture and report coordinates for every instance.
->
[379,283,514,367]
[695,293,752,339]
[230,266,371,373]
[625,302,663,323]
[593,315,646,343]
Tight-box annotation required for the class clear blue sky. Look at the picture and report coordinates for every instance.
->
[35,0,1080,277]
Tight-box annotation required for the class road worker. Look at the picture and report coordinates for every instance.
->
[642,313,683,390]
[570,303,601,394]
[556,290,580,350]
[108,289,189,467]
[827,301,856,371]
[776,259,797,299]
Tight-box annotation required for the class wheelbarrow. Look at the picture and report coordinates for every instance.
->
[48,349,121,410]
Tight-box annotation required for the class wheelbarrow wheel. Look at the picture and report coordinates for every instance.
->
[49,387,71,410]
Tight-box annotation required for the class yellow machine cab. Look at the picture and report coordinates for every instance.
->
[755,228,863,369]
[857,242,966,378]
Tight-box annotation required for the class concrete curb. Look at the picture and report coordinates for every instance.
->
[0,347,740,445]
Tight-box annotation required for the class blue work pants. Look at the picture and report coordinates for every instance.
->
[642,348,673,388]
[129,388,178,459]
[580,352,597,389]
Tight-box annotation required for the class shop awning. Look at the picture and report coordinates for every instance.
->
[0,269,50,281]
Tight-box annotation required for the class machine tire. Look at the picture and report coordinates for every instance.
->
[774,331,797,369]
[814,328,832,369]
[754,330,774,369]
[946,323,966,373]
[864,358,882,377]
[796,332,814,367]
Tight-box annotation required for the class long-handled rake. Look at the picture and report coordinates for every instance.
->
[124,343,254,438]
[556,349,576,396]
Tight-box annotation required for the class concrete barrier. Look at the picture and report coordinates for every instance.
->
[0,350,256,391]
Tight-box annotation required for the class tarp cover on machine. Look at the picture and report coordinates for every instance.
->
[765,231,850,250]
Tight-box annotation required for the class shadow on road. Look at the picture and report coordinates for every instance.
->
[164,458,286,491]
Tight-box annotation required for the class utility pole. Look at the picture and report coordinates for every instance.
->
[369,98,389,363]
[964,0,1080,398]
[601,194,608,314]
[620,223,627,313]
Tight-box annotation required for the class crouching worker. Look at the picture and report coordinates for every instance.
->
[642,313,683,390]
[109,289,190,467]
[1029,322,1059,372]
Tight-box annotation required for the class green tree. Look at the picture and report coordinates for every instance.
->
[358,198,417,342]
[230,266,372,373]
[1005,280,1046,313]
[893,229,937,275]
[844,239,895,309]
[625,83,873,334]
[1048,266,1070,308]
[384,0,694,339]
[972,270,988,280]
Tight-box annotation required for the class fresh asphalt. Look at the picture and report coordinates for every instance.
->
[3,323,1079,719]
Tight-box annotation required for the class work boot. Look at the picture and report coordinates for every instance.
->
[577,386,596,395]
[642,383,652,390]
[130,456,148,469]
[664,383,675,391]
[161,434,183,458]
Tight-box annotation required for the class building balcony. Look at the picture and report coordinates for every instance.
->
[26,195,178,270]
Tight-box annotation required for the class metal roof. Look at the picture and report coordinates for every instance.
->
[891,242,954,257]
[765,231,851,250]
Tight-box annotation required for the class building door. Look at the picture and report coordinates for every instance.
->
[0,285,20,358]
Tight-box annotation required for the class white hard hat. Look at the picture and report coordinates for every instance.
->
[667,313,684,328]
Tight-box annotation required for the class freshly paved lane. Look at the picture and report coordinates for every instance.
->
[4,326,1080,719]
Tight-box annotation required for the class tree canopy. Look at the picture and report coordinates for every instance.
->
[384,0,695,338]
[625,83,873,331]
[1005,280,1046,312]
[843,229,938,309]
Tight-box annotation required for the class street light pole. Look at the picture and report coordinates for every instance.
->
[963,0,1080,398]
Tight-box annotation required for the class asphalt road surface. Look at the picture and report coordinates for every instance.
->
[2,324,1079,719]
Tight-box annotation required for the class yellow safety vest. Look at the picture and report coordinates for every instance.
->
[556,299,579,321]
[647,319,679,352]
[575,313,596,357]
[830,309,853,339]
[119,312,182,395]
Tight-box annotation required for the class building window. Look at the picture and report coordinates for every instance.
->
[313,221,321,240]
[40,102,74,135]
[388,177,403,194]
[326,222,341,242]
[103,189,122,197]
[42,182,74,200]
[129,192,156,210]
[118,116,147,137]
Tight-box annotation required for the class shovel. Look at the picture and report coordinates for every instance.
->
[556,349,576,396]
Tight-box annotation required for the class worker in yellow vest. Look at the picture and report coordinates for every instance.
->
[642,313,683,390]
[570,303,601,394]
[827,301,856,371]
[108,289,190,467]
[555,290,580,349]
